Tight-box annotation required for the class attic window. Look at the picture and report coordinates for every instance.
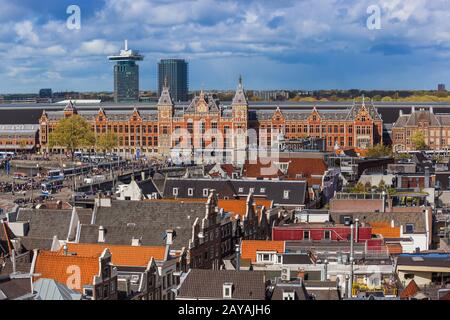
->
[238,187,244,193]
[283,190,290,199]
[188,188,194,196]
[260,188,265,193]
[223,283,233,299]
[173,188,179,196]
[405,224,414,234]
[203,188,209,197]
[283,292,295,300]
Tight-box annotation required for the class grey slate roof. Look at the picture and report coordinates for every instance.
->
[79,200,210,248]
[15,209,72,240]
[78,223,191,248]
[271,280,309,300]
[177,269,267,300]
[393,110,450,128]
[0,277,32,300]
[162,178,307,206]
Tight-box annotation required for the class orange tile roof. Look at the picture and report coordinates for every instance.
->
[400,279,420,299]
[34,251,100,293]
[371,222,401,238]
[60,243,166,266]
[241,240,285,263]
[218,199,272,220]
[386,243,403,255]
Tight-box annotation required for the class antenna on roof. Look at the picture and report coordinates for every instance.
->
[124,39,128,51]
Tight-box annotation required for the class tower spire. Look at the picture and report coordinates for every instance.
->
[124,39,128,51]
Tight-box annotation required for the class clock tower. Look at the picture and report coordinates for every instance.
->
[157,77,174,156]
[232,76,249,164]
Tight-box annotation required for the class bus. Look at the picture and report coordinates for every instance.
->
[0,151,15,159]
[46,169,64,180]
[41,178,64,196]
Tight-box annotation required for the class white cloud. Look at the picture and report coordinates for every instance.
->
[14,20,39,45]
[79,39,118,55]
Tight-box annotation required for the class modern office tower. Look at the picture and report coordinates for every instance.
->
[39,88,52,99]
[108,40,144,102]
[158,59,188,102]
[438,84,446,92]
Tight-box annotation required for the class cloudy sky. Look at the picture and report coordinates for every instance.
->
[1,0,450,93]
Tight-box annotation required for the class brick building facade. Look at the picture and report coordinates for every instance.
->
[39,78,383,161]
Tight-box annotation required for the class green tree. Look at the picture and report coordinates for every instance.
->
[48,114,95,159]
[96,132,118,153]
[411,131,427,150]
[366,143,392,158]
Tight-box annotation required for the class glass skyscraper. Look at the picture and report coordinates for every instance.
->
[158,59,188,102]
[108,40,144,102]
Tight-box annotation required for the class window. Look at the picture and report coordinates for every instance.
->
[173,188,179,196]
[283,292,295,300]
[260,188,266,193]
[283,190,290,199]
[188,188,194,196]
[303,231,310,240]
[324,230,331,240]
[223,284,233,298]
[238,187,244,193]
[203,188,209,197]
[405,224,414,234]
[262,254,271,261]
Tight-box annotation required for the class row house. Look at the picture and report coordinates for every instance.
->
[31,248,118,300]
[52,242,180,300]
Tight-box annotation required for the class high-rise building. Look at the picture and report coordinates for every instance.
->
[39,88,52,99]
[438,83,446,92]
[108,40,144,102]
[158,59,188,102]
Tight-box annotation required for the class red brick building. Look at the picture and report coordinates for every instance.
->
[39,78,383,160]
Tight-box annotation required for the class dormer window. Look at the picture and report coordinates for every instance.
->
[283,292,295,300]
[188,188,194,196]
[173,188,179,196]
[203,188,209,197]
[223,283,233,299]
[283,190,290,199]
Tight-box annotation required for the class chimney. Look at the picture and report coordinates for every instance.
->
[63,244,68,255]
[399,109,403,116]
[297,269,305,280]
[235,243,241,271]
[391,219,395,228]
[165,229,174,246]
[11,250,16,274]
[424,167,430,188]
[430,106,433,114]
[98,226,106,243]
[355,218,360,242]
[164,229,175,261]
[323,259,328,281]
[131,238,142,246]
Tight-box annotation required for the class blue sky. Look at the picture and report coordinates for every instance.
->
[1,0,450,93]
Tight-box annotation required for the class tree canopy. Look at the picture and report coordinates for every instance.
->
[96,132,118,152]
[366,143,392,158]
[411,131,427,150]
[48,114,95,155]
